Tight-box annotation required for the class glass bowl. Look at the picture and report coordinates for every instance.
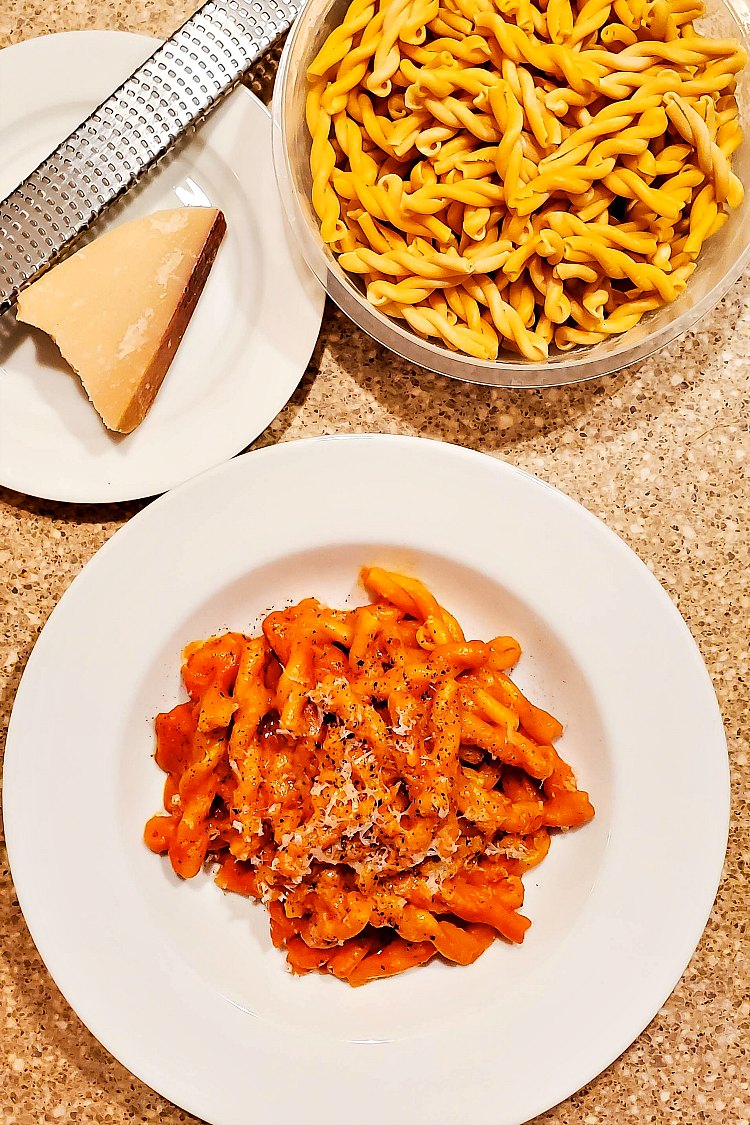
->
[272,0,750,388]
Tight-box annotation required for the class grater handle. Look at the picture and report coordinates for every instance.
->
[0,0,300,315]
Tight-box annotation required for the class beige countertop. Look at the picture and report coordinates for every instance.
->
[1,2,749,1123]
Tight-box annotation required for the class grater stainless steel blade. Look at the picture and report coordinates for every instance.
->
[0,0,300,315]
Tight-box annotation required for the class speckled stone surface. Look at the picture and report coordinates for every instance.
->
[1,3,749,1123]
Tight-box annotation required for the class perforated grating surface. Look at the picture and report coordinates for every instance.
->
[0,0,299,314]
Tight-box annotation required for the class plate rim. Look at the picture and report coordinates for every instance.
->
[0,29,325,504]
[3,433,730,1125]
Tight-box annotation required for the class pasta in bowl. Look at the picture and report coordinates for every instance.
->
[144,567,595,986]
[272,0,750,386]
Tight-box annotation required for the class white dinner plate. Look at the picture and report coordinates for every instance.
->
[0,32,324,503]
[4,436,728,1125]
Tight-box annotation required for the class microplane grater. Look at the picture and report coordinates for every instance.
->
[0,0,300,315]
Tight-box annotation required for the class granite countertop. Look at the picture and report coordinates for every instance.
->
[1,2,749,1122]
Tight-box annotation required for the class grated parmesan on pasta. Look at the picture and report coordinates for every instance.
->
[144,567,595,985]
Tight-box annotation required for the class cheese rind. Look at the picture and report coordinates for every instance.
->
[16,207,227,433]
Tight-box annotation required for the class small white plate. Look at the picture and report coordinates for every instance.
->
[4,436,728,1125]
[0,31,324,503]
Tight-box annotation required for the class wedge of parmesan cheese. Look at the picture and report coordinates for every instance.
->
[15,207,226,433]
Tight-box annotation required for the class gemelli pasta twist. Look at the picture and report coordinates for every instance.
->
[144,569,595,985]
[305,0,746,360]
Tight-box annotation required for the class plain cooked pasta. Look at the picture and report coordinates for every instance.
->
[144,568,595,985]
[305,0,746,360]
